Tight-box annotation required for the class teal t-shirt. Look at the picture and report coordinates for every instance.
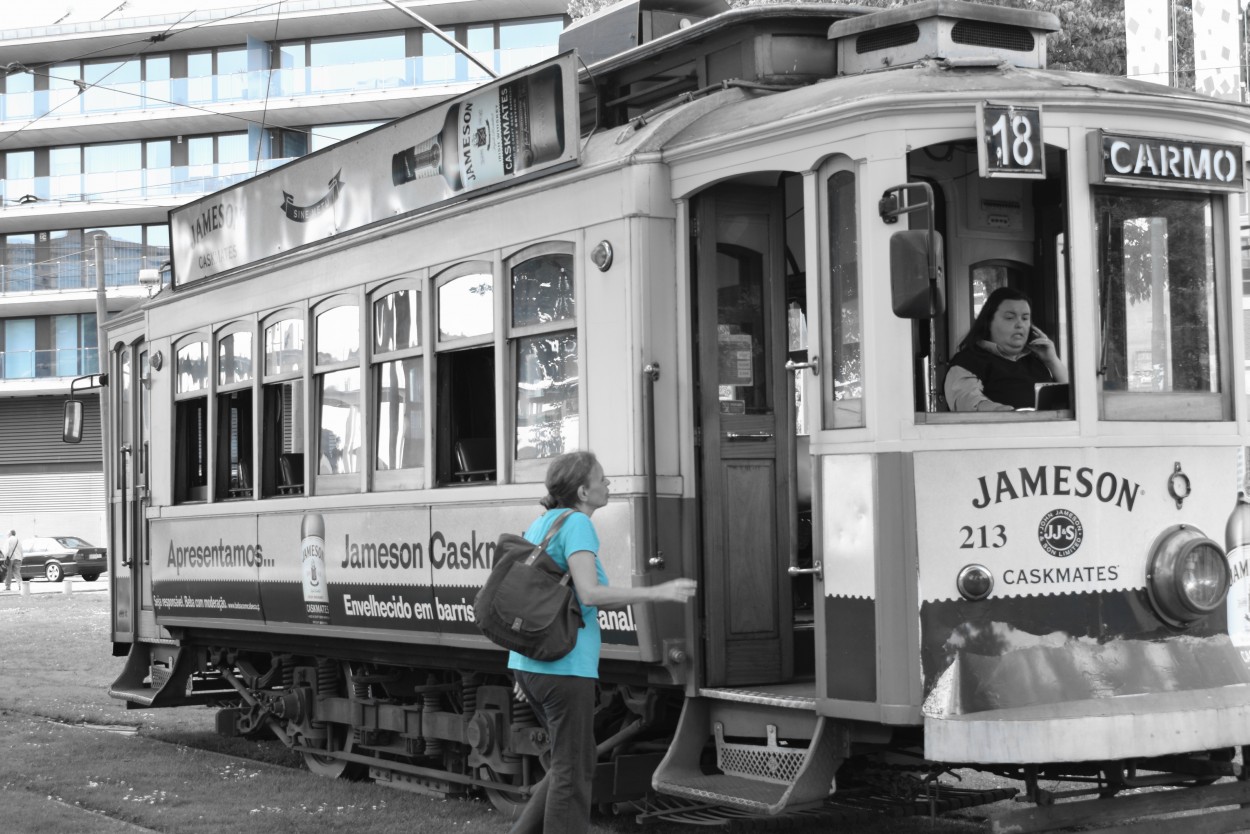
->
[507,509,606,679]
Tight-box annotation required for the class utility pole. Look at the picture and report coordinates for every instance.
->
[94,233,111,512]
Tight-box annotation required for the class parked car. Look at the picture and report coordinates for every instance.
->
[14,536,107,583]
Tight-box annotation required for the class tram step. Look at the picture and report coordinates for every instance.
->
[108,643,203,708]
[651,695,847,815]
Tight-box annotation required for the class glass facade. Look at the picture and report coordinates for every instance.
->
[0,226,170,293]
[0,19,564,123]
[0,313,98,379]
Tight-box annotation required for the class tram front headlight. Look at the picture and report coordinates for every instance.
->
[1146,525,1229,627]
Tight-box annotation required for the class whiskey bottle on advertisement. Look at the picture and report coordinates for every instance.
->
[301,512,331,625]
[1226,448,1250,669]
[391,64,564,194]
[391,104,463,191]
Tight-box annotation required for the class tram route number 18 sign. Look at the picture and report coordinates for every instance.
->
[977,102,1045,179]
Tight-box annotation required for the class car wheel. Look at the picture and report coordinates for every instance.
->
[82,574,99,582]
[45,563,63,583]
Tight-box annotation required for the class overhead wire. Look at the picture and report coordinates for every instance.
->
[6,66,351,146]
[0,14,186,153]
[1,1,288,153]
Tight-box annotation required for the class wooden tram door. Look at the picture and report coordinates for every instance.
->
[694,185,795,687]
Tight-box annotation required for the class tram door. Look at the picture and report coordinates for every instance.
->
[694,184,795,687]
[111,341,153,644]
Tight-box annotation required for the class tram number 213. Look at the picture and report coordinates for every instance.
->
[960,525,1008,549]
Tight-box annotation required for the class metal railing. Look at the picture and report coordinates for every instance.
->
[0,251,169,294]
[0,347,100,380]
[0,159,294,207]
[0,46,555,123]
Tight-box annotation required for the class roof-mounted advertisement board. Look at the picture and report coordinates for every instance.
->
[170,53,579,287]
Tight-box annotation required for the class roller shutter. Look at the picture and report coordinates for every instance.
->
[0,396,102,467]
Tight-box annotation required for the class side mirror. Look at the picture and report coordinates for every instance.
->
[63,400,83,444]
[890,229,945,319]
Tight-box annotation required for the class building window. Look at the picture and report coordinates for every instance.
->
[509,245,577,468]
[310,122,384,152]
[54,314,98,376]
[500,18,564,74]
[2,318,35,379]
[262,313,306,497]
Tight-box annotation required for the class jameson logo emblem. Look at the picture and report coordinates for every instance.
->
[280,171,343,223]
[1038,509,1083,558]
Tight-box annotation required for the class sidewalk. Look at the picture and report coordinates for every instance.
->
[0,576,110,597]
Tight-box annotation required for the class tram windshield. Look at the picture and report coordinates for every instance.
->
[1095,190,1224,421]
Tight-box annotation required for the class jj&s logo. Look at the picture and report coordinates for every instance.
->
[1038,509,1083,558]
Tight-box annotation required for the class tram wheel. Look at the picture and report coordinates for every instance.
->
[300,661,367,780]
[482,765,542,820]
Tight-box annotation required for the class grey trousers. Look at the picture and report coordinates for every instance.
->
[509,671,597,834]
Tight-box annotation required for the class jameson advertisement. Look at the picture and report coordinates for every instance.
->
[147,503,641,648]
[169,54,579,287]
[392,63,565,192]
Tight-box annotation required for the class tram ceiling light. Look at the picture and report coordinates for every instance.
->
[1145,524,1229,628]
[956,564,994,601]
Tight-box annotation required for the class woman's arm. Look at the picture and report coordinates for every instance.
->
[944,365,1014,412]
[566,551,696,609]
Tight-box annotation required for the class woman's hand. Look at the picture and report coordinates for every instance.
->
[1026,326,1058,362]
[1027,326,1069,383]
[656,577,697,603]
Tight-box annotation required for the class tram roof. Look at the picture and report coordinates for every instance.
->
[638,61,1250,156]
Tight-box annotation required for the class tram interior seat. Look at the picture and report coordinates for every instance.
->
[228,461,253,499]
[278,453,304,495]
[454,438,496,482]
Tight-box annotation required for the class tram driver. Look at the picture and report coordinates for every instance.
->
[944,287,1068,412]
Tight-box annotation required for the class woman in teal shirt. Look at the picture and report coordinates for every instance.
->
[508,451,696,834]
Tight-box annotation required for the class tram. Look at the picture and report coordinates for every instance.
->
[89,0,1250,826]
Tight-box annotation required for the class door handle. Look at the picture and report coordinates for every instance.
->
[784,356,820,376]
[788,561,823,581]
[725,432,773,441]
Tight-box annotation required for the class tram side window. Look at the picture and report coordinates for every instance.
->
[511,246,577,471]
[315,301,361,482]
[1096,189,1224,420]
[215,327,254,500]
[824,167,864,429]
[373,284,425,479]
[174,338,209,503]
[262,315,306,497]
[436,264,496,484]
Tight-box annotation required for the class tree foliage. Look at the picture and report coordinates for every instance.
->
[567,0,1128,76]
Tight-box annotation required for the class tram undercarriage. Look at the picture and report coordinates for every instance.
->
[113,640,1250,830]
[176,647,677,819]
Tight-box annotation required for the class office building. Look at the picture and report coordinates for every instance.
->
[0,0,568,540]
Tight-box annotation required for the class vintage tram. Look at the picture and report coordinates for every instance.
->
[91,0,1250,827]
